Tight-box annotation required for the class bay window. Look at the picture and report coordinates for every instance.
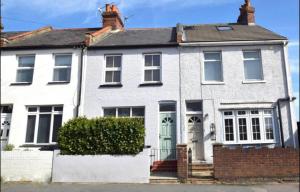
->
[103,107,144,118]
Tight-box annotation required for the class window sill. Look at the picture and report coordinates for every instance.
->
[201,81,225,85]
[99,84,123,88]
[139,82,163,87]
[242,80,266,84]
[223,141,276,145]
[20,144,59,150]
[48,81,70,85]
[10,82,32,86]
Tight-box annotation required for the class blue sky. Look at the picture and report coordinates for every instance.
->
[2,0,299,120]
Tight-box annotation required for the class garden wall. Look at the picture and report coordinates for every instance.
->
[1,151,53,182]
[213,144,300,180]
[52,148,150,183]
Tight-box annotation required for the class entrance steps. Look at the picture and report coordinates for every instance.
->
[151,160,177,172]
[187,163,215,184]
[150,172,179,184]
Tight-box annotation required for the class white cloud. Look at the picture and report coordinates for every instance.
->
[3,0,240,18]
[289,58,300,74]
[294,91,300,121]
[289,40,300,47]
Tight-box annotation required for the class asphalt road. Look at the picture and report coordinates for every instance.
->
[1,183,299,192]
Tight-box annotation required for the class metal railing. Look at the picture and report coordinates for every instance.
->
[150,148,177,165]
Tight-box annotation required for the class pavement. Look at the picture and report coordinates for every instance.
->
[1,182,299,192]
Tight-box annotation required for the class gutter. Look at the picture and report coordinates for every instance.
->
[75,46,86,117]
[179,39,287,47]
[277,97,296,148]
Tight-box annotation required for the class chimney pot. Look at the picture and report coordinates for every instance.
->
[237,0,255,25]
[102,4,124,30]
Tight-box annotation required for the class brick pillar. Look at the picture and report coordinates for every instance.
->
[176,144,188,180]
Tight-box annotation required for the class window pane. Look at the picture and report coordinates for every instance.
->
[144,70,152,81]
[186,101,202,112]
[113,71,121,82]
[53,68,71,82]
[264,110,272,115]
[55,55,72,66]
[40,106,52,112]
[16,69,33,82]
[252,118,261,140]
[145,55,152,66]
[114,56,121,68]
[2,106,13,113]
[251,110,259,114]
[244,60,262,80]
[224,111,233,116]
[52,114,62,142]
[54,106,63,111]
[106,56,114,68]
[28,107,37,112]
[204,61,222,81]
[238,111,246,115]
[104,108,116,117]
[118,108,130,117]
[105,71,113,82]
[37,114,51,143]
[243,51,259,59]
[225,119,234,141]
[132,107,145,117]
[238,118,247,141]
[19,56,35,67]
[160,103,176,112]
[153,69,160,81]
[265,117,274,140]
[25,115,36,143]
[153,55,160,66]
[204,52,221,61]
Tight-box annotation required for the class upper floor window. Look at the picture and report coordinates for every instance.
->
[204,52,223,82]
[25,106,63,144]
[105,55,121,84]
[16,55,35,83]
[53,54,72,82]
[144,54,161,82]
[103,107,145,118]
[243,50,263,81]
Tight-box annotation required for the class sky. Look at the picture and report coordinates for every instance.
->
[1,0,299,120]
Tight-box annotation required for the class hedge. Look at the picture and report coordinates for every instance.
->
[57,117,145,155]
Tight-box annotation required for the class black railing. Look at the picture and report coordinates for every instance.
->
[150,148,177,165]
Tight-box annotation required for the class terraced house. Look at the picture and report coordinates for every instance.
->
[1,0,298,174]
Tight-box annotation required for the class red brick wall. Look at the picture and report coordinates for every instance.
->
[213,144,300,179]
[177,144,188,179]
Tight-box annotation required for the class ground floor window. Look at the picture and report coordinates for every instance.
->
[222,109,275,144]
[25,106,63,144]
[103,107,145,118]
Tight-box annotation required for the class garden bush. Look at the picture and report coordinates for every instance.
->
[58,117,145,155]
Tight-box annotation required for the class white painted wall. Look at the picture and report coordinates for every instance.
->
[1,49,81,148]
[1,151,53,182]
[82,47,180,149]
[179,44,298,162]
[52,148,150,183]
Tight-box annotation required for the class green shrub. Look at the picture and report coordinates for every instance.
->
[3,144,14,151]
[58,117,145,155]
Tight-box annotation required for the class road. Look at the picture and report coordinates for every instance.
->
[1,182,299,192]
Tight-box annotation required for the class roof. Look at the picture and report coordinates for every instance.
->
[1,28,99,49]
[89,28,177,48]
[1,23,287,49]
[183,23,287,42]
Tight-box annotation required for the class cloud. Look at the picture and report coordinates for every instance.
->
[289,40,300,47]
[3,0,240,18]
[289,58,299,74]
[294,91,299,121]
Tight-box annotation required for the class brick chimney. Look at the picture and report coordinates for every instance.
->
[102,4,124,30]
[237,0,255,25]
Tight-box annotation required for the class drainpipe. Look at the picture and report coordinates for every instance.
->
[75,45,85,117]
[277,96,296,148]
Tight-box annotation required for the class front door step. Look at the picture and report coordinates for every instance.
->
[150,172,179,184]
[189,163,214,180]
[151,160,177,172]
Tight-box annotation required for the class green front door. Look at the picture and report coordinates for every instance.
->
[159,112,176,160]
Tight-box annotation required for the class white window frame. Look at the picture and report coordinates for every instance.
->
[16,55,35,83]
[103,107,145,118]
[243,50,264,81]
[104,54,122,84]
[143,53,162,83]
[202,51,224,83]
[222,111,236,144]
[25,106,63,145]
[185,100,203,115]
[52,53,72,82]
[222,109,275,144]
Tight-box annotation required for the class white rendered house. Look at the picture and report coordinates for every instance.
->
[0,1,298,167]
